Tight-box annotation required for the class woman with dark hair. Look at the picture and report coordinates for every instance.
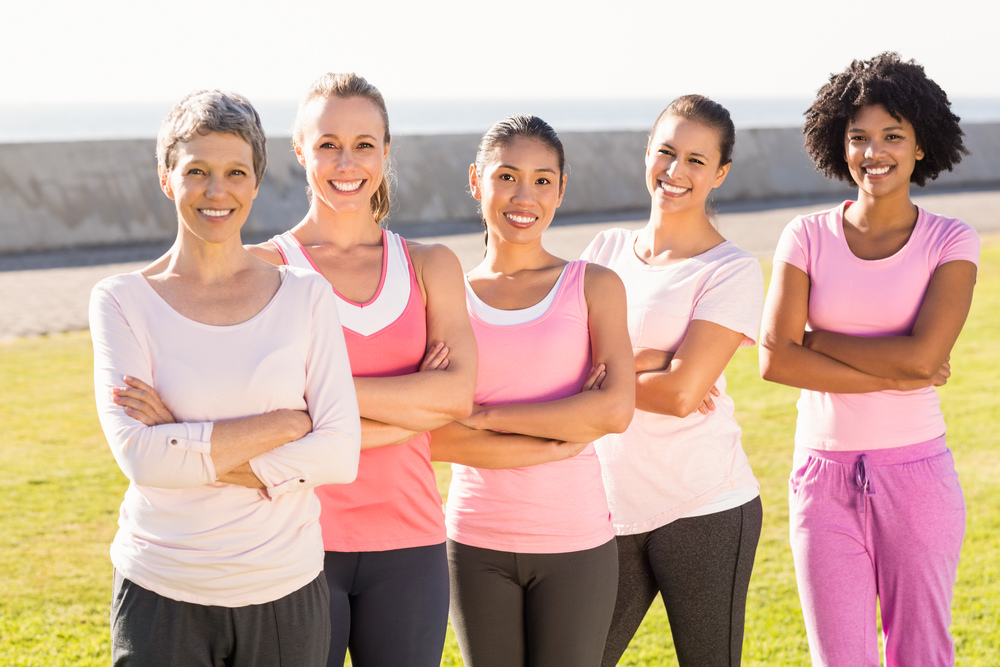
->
[91,90,361,665]
[582,95,764,667]
[760,52,979,666]
[430,114,635,667]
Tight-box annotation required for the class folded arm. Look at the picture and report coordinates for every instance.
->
[354,244,477,432]
[429,421,587,468]
[460,265,635,442]
[759,261,947,393]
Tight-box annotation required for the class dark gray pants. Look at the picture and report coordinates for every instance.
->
[602,496,763,667]
[111,570,330,667]
[448,538,619,667]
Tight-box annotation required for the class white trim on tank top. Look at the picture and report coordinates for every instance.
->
[465,264,568,326]
[270,230,411,336]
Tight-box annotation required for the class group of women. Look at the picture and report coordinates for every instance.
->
[91,51,979,667]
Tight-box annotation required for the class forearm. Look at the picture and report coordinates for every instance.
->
[472,390,633,443]
[760,339,916,393]
[361,418,422,449]
[430,422,583,469]
[805,330,945,380]
[217,462,265,488]
[210,410,312,477]
[355,370,474,432]
[635,369,712,417]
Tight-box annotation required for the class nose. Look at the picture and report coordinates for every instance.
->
[205,173,226,198]
[511,180,533,206]
[336,147,356,170]
[666,157,682,178]
[864,140,883,159]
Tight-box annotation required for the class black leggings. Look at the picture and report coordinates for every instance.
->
[448,538,618,667]
[602,496,763,667]
[323,543,449,667]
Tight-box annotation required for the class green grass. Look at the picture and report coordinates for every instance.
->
[2,240,999,665]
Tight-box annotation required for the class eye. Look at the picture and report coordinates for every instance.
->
[848,134,865,142]
[320,141,337,149]
[357,142,374,149]
[535,177,551,185]
[498,173,515,181]
[187,167,205,176]
[231,169,248,177]
[885,134,901,140]
[658,148,674,156]
[688,158,705,166]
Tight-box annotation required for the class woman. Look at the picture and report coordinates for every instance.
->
[248,73,477,667]
[582,95,764,667]
[90,90,361,665]
[759,52,978,667]
[430,114,635,667]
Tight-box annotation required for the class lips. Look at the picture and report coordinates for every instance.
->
[863,164,894,176]
[504,212,538,227]
[329,179,365,193]
[199,208,233,218]
[658,180,689,196]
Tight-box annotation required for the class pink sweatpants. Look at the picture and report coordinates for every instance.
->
[788,436,965,667]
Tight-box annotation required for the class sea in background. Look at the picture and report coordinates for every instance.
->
[3,97,1000,143]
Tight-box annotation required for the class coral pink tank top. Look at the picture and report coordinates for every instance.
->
[445,260,615,553]
[270,229,445,551]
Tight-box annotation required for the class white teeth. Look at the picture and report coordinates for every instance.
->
[331,180,364,191]
[660,181,687,194]
[200,209,232,217]
[866,165,892,175]
[506,213,536,224]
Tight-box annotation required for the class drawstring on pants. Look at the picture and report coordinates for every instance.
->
[855,454,875,513]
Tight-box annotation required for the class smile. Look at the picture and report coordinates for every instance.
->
[200,209,233,218]
[330,179,365,192]
[864,165,893,176]
[658,180,689,195]
[504,212,537,226]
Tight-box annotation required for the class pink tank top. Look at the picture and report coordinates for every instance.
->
[445,260,615,553]
[270,229,445,552]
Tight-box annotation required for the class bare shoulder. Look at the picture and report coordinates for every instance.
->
[583,261,625,295]
[405,240,463,273]
[246,241,283,266]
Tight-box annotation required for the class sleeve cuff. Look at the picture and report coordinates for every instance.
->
[249,457,311,499]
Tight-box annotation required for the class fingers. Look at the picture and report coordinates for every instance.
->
[112,375,176,425]
[419,342,450,372]
[697,387,719,415]
[581,364,607,391]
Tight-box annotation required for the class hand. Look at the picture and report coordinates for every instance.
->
[634,347,673,373]
[419,341,450,371]
[931,357,951,387]
[112,376,175,426]
[696,385,721,415]
[582,364,607,391]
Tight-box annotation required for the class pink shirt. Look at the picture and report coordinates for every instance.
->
[271,230,447,551]
[90,267,360,606]
[773,202,980,450]
[583,229,762,533]
[446,260,615,553]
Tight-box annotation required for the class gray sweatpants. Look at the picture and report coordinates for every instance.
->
[448,538,618,667]
[110,569,330,666]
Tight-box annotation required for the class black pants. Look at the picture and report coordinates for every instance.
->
[448,538,619,667]
[324,543,449,667]
[111,570,330,666]
[602,496,763,667]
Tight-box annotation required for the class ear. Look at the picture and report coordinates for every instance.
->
[915,144,925,161]
[383,141,391,162]
[712,162,732,189]
[293,141,306,168]
[159,165,175,200]
[469,163,482,200]
[555,172,568,207]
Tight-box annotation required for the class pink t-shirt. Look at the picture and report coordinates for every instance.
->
[582,229,762,534]
[90,267,360,606]
[271,230,446,552]
[773,202,980,450]
[446,260,615,553]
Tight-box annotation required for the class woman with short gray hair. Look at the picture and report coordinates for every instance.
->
[90,89,361,665]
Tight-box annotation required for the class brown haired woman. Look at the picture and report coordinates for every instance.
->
[582,95,764,667]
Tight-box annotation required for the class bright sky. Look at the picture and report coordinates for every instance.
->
[3,0,997,104]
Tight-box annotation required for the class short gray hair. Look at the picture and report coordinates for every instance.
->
[156,90,267,186]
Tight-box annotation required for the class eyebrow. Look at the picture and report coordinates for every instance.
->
[659,143,708,159]
[496,164,558,174]
[318,133,379,141]
[848,125,905,133]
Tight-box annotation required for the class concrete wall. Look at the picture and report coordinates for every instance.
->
[2,123,999,254]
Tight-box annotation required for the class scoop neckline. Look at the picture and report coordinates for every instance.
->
[836,201,924,265]
[136,264,289,330]
[626,229,732,271]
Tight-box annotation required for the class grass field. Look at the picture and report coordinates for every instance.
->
[1,242,998,665]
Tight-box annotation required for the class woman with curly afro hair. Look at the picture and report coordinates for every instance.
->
[760,52,979,666]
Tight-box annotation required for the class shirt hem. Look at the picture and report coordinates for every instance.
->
[323,529,447,553]
[446,526,615,554]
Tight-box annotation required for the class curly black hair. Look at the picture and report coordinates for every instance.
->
[803,52,968,187]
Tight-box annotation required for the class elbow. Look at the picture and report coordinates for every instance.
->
[759,345,784,384]
[601,396,635,434]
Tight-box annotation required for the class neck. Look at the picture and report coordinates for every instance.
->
[639,203,725,261]
[846,186,916,231]
[295,200,384,249]
[481,235,560,276]
[165,227,254,284]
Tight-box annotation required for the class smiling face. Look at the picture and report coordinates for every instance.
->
[645,115,730,216]
[294,95,389,218]
[470,136,566,247]
[845,103,924,198]
[159,131,259,245]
